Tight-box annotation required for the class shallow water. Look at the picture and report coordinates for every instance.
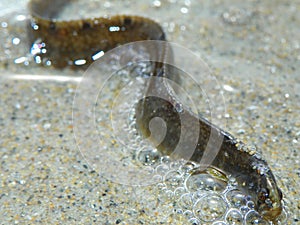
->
[0,0,299,224]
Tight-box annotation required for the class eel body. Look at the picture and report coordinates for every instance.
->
[28,0,283,221]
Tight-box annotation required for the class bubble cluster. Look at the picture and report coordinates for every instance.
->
[194,194,227,222]
[138,157,289,225]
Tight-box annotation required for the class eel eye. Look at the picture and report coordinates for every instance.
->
[258,188,268,202]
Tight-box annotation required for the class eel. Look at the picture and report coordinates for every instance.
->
[27,0,283,221]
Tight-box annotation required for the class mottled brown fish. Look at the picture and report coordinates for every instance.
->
[28,0,283,221]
